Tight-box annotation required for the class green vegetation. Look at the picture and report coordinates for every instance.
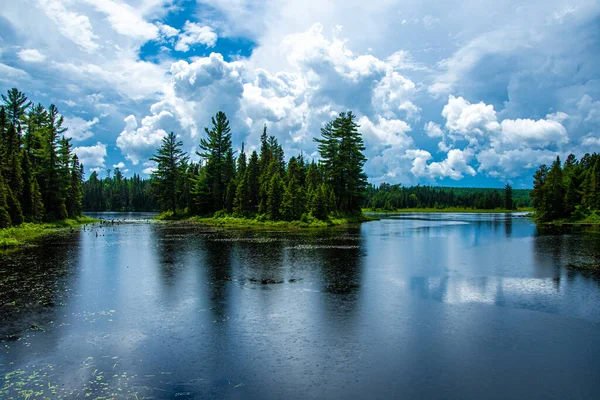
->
[364,183,529,211]
[148,111,368,225]
[155,211,371,229]
[82,169,157,211]
[531,153,600,224]
[0,216,96,248]
[0,88,85,229]
[364,207,533,214]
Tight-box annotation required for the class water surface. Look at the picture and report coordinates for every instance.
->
[1,213,599,399]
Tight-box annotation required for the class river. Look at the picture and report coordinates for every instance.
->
[1,212,599,399]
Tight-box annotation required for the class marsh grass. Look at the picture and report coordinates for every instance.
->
[0,216,97,248]
[154,211,372,229]
[363,207,533,214]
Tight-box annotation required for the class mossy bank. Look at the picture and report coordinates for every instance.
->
[0,216,98,249]
[155,212,373,229]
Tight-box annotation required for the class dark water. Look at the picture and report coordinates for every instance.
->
[1,213,600,399]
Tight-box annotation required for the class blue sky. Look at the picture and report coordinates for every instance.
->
[1,0,599,188]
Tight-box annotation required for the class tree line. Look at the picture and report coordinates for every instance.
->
[82,169,157,212]
[531,153,600,222]
[149,111,367,221]
[364,183,528,211]
[0,88,83,228]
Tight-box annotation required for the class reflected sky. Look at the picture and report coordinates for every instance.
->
[1,214,600,399]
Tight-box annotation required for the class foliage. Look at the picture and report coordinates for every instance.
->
[0,88,84,228]
[364,183,529,211]
[531,153,600,223]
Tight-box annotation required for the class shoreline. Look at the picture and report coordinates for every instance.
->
[154,213,374,229]
[0,217,98,249]
[362,207,533,214]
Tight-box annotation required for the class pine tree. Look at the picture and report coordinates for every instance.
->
[267,173,284,220]
[246,151,260,212]
[66,155,83,217]
[504,183,513,210]
[2,88,31,128]
[40,104,68,221]
[0,171,12,228]
[197,111,233,212]
[315,112,367,214]
[150,132,189,215]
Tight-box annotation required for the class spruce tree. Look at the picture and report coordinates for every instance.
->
[504,183,513,210]
[0,171,12,228]
[197,111,233,212]
[41,104,68,221]
[267,172,284,220]
[315,112,367,214]
[2,88,31,128]
[246,151,260,212]
[150,131,189,215]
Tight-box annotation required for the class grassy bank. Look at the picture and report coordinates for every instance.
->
[363,207,533,214]
[155,211,372,229]
[0,216,97,248]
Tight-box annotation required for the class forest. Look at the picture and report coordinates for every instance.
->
[0,89,83,228]
[531,153,600,223]
[364,184,530,211]
[143,110,368,222]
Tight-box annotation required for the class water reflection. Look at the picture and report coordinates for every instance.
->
[1,214,600,399]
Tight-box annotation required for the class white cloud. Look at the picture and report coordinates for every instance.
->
[73,142,107,167]
[405,148,476,180]
[424,121,444,138]
[18,49,46,62]
[175,21,218,52]
[116,113,172,165]
[63,116,99,141]
[113,161,126,169]
[442,95,500,139]
[84,0,159,41]
[37,0,99,52]
[498,117,568,148]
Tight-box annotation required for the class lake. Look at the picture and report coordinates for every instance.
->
[1,212,600,399]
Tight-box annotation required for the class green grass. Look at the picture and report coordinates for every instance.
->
[542,210,600,226]
[155,211,372,229]
[0,216,97,248]
[362,207,533,214]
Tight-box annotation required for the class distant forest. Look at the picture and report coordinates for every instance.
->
[0,89,83,228]
[364,184,530,211]
[531,153,600,222]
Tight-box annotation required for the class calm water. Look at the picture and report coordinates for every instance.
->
[1,212,600,399]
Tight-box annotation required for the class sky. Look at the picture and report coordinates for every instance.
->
[1,0,599,188]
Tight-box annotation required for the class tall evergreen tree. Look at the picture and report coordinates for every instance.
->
[315,111,367,214]
[2,88,31,128]
[150,132,189,215]
[504,183,513,210]
[197,111,233,212]
[0,171,12,228]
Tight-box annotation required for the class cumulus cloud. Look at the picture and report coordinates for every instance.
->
[424,121,443,138]
[63,116,99,141]
[116,113,173,165]
[37,0,99,52]
[73,142,107,167]
[175,21,218,51]
[18,49,46,62]
[84,0,159,41]
[113,161,126,169]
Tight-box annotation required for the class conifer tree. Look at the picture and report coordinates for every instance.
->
[2,88,31,128]
[267,173,284,220]
[150,131,189,215]
[40,104,68,221]
[0,171,12,228]
[197,111,233,212]
[246,151,260,212]
[504,183,513,210]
